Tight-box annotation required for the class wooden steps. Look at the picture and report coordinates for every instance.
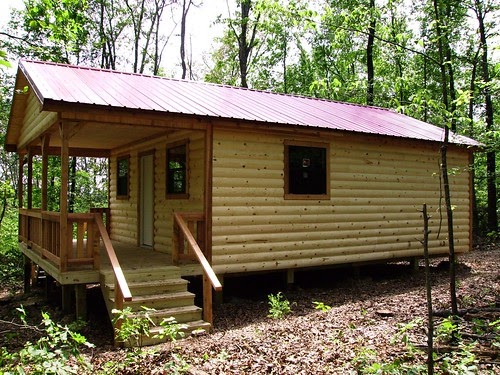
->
[100,266,209,346]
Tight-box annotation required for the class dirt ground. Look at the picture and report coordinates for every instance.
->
[1,246,499,374]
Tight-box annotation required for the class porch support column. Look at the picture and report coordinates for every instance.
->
[75,284,87,320]
[23,255,32,293]
[61,285,72,313]
[26,150,33,249]
[19,152,32,294]
[59,121,69,272]
[17,151,25,209]
[27,149,33,209]
[41,134,50,211]
[203,122,215,324]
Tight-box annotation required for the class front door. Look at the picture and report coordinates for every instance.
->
[140,153,154,247]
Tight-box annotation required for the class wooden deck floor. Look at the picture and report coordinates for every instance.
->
[101,242,202,277]
[100,243,173,270]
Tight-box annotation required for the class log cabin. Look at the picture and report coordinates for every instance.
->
[5,59,479,344]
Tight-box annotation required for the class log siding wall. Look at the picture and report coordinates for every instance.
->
[109,129,205,253]
[211,129,471,274]
[18,91,58,149]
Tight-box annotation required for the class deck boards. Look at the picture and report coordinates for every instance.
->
[100,243,173,271]
[100,242,202,276]
[22,240,203,285]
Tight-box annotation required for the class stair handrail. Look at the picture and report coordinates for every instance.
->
[173,212,222,292]
[95,214,132,309]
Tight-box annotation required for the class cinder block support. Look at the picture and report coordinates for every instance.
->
[75,284,87,320]
[352,265,361,280]
[45,274,55,300]
[214,275,224,305]
[23,255,32,293]
[286,269,295,287]
[61,285,73,314]
[410,257,420,273]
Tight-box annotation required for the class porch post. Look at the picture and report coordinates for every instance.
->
[27,149,33,209]
[59,121,69,272]
[17,151,25,209]
[19,152,32,294]
[26,150,33,248]
[23,255,32,293]
[203,122,214,324]
[41,134,50,211]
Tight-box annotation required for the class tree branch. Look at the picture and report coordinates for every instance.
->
[0,32,39,48]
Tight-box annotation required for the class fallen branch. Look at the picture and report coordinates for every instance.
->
[461,332,499,341]
[414,344,499,359]
[433,307,500,317]
[0,319,44,335]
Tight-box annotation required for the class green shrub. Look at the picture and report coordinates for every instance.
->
[267,292,291,319]
[112,306,154,348]
[0,306,94,374]
[313,301,331,312]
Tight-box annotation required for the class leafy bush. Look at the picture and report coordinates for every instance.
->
[0,306,94,374]
[112,307,188,348]
[112,306,154,348]
[0,247,23,285]
[313,301,331,312]
[267,292,291,319]
[155,316,188,342]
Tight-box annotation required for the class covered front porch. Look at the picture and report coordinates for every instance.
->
[19,207,221,341]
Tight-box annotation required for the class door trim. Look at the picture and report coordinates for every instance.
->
[139,151,155,248]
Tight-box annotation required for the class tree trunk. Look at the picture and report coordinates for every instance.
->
[475,0,497,233]
[180,0,193,79]
[468,48,481,236]
[432,0,458,315]
[366,0,376,105]
[235,0,260,88]
[238,0,251,88]
[125,0,146,73]
[422,204,434,375]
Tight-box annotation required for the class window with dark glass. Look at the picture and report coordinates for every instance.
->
[167,143,188,197]
[285,142,329,198]
[117,156,129,198]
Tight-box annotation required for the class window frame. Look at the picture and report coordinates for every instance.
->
[116,155,130,199]
[166,139,189,199]
[284,140,330,200]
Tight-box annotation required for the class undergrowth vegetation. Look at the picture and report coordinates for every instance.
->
[0,245,498,373]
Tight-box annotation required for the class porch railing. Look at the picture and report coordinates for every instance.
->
[173,212,222,324]
[95,214,132,312]
[19,207,132,314]
[19,209,100,270]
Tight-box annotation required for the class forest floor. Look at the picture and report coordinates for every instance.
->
[0,245,499,374]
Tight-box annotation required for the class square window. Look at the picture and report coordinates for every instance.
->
[285,142,329,199]
[167,142,189,198]
[117,156,129,199]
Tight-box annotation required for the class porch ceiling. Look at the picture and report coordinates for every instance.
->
[43,119,175,155]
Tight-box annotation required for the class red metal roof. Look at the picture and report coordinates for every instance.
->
[17,59,479,146]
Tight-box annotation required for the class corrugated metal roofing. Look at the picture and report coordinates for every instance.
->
[17,59,479,146]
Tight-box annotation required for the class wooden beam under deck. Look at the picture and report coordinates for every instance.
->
[20,242,100,285]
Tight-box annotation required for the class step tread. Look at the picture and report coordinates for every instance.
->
[127,320,211,347]
[106,278,188,290]
[149,319,211,333]
[110,291,194,304]
[129,305,202,317]
[100,266,181,276]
